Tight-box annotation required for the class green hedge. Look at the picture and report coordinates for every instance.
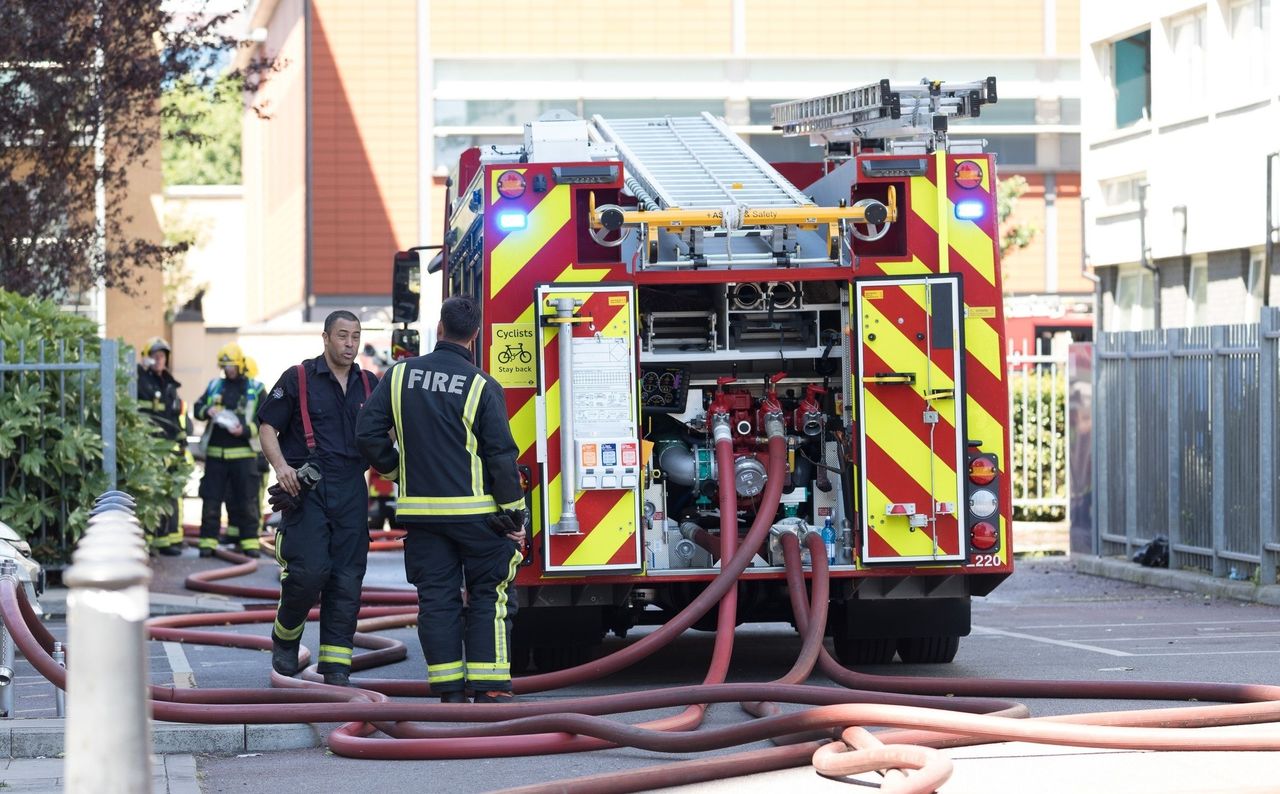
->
[1009,369,1067,522]
[0,289,191,563]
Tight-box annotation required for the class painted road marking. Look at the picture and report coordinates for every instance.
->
[970,625,1133,657]
[163,641,195,688]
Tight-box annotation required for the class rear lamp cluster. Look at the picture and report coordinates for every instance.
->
[966,453,1001,556]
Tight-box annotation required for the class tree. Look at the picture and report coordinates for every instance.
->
[0,2,268,301]
[997,175,1037,257]
[163,74,242,185]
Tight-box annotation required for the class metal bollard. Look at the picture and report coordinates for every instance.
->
[53,642,66,717]
[64,511,154,794]
[0,560,15,719]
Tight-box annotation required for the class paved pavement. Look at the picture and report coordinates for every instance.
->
[5,523,1280,792]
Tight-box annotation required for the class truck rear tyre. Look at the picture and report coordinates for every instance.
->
[831,635,897,666]
[896,635,960,664]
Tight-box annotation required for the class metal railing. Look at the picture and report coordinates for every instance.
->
[1007,341,1070,521]
[1093,308,1280,583]
[0,338,128,555]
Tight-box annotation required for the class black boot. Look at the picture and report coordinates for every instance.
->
[198,547,214,558]
[322,670,350,687]
[271,639,300,676]
[156,545,182,557]
[439,691,468,704]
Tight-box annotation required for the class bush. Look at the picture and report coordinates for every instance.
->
[0,289,191,563]
[1010,368,1067,522]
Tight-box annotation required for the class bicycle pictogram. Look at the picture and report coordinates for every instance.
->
[497,344,533,365]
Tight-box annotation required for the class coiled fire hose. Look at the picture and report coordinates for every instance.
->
[6,425,1280,791]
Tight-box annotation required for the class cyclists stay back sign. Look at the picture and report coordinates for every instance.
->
[491,323,536,388]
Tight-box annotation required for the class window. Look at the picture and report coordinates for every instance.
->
[985,134,1037,166]
[1059,133,1081,168]
[581,99,725,119]
[433,134,521,175]
[434,100,570,128]
[972,98,1037,125]
[1100,174,1144,209]
[1112,31,1151,127]
[1060,98,1081,125]
[749,99,789,125]
[1226,0,1271,96]
[746,133,823,163]
[1167,12,1207,109]
[1245,249,1265,316]
[1187,255,1209,326]
[1116,267,1156,331]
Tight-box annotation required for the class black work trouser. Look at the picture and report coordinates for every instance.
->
[199,457,257,547]
[272,471,370,674]
[403,520,522,694]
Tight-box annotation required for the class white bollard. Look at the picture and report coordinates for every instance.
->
[63,514,154,794]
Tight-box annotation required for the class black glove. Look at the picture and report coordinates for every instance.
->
[487,508,527,537]
[267,483,302,514]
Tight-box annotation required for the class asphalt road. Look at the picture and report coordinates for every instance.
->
[139,553,1280,793]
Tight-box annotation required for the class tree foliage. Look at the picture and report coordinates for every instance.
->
[0,2,268,301]
[163,74,242,186]
[0,289,191,563]
[997,175,1037,257]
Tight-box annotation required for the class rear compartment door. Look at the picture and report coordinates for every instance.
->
[854,276,966,563]
[534,283,643,574]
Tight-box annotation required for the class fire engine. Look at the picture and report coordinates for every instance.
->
[392,78,1013,671]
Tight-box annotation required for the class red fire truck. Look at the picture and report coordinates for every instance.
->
[393,78,1013,671]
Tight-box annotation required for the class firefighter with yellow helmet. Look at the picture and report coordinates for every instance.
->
[193,343,263,557]
[137,337,191,555]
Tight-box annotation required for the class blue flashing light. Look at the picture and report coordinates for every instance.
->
[955,200,985,221]
[497,211,528,231]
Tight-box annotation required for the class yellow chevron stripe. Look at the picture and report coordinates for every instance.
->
[510,395,538,459]
[893,286,1001,384]
[563,492,638,567]
[866,478,938,557]
[909,174,939,229]
[490,167,527,206]
[862,389,959,503]
[490,185,572,298]
[877,256,931,276]
[885,288,1003,473]
[861,295,957,398]
[946,208,996,286]
[965,312,1003,381]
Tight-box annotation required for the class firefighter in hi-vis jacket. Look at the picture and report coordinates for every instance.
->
[137,337,191,556]
[193,343,263,557]
[356,296,527,704]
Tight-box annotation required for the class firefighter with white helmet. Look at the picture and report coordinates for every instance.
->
[193,343,263,557]
[137,337,190,556]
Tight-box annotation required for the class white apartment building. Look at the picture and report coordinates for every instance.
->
[1083,0,1280,331]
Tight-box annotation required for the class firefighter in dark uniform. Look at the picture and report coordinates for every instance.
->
[257,310,378,687]
[136,337,189,556]
[356,296,527,704]
[193,343,263,557]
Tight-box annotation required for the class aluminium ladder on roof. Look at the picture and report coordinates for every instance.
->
[770,77,998,143]
[590,112,813,212]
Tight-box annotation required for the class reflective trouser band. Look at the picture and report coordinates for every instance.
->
[427,661,464,683]
[317,645,352,666]
[198,537,218,549]
[396,495,498,517]
[239,537,261,549]
[207,446,256,460]
[465,662,510,682]
[493,547,522,666]
[274,619,304,642]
